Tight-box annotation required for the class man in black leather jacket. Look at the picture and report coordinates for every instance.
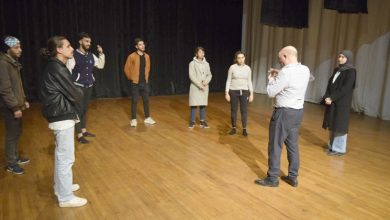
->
[41,55,82,122]
[40,36,87,208]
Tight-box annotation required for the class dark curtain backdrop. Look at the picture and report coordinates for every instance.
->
[324,0,368,13]
[260,0,308,28]
[0,0,243,100]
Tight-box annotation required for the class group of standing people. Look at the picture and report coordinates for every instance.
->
[1,33,357,209]
[188,46,357,188]
[0,34,157,208]
[188,49,254,137]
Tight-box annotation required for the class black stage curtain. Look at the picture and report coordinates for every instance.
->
[324,0,368,13]
[0,0,242,100]
[260,0,309,28]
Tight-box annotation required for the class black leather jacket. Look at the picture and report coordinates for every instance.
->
[40,57,83,123]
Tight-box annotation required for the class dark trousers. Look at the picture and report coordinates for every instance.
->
[1,108,22,166]
[75,86,93,134]
[229,90,249,128]
[131,82,150,119]
[267,108,304,180]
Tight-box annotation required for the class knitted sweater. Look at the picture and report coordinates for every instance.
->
[225,64,253,92]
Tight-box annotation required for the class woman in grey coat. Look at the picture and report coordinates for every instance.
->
[188,47,212,128]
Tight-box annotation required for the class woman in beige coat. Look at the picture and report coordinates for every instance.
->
[188,47,212,128]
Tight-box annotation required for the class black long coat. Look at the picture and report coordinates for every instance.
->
[322,68,356,133]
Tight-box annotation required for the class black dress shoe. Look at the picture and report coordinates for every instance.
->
[229,128,236,135]
[78,136,89,144]
[254,177,279,187]
[242,129,248,136]
[281,175,298,187]
[82,131,96,137]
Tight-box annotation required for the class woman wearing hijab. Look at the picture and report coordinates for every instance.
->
[322,50,357,156]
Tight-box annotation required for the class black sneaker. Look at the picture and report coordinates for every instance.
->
[17,157,30,165]
[281,175,298,187]
[200,121,209,128]
[6,165,25,175]
[243,129,248,136]
[78,136,89,144]
[82,131,96,137]
[188,121,195,128]
[229,128,236,135]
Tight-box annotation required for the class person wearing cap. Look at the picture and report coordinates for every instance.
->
[0,36,30,175]
[322,50,357,156]
[66,32,105,144]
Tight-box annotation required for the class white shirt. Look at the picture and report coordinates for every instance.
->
[225,64,253,92]
[48,120,76,131]
[267,63,310,109]
[66,49,105,72]
[332,71,341,83]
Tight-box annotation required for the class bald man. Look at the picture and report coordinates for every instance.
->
[255,46,310,187]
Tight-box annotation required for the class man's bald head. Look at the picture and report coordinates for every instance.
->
[278,45,298,66]
[280,46,298,57]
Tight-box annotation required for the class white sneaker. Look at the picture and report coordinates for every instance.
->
[54,184,80,196]
[144,117,156,125]
[59,196,88,208]
[130,119,137,127]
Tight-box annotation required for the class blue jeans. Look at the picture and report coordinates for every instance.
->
[329,131,347,153]
[190,106,206,122]
[53,126,75,202]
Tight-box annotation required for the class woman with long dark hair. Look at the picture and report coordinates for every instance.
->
[322,50,357,156]
[40,36,87,207]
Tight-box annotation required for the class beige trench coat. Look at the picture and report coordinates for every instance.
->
[188,57,212,106]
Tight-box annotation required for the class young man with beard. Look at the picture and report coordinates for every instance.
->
[0,36,30,175]
[124,38,156,127]
[67,32,105,144]
[41,36,87,207]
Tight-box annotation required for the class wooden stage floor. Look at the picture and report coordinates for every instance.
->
[1,93,390,219]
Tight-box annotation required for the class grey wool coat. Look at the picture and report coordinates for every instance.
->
[189,57,212,106]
